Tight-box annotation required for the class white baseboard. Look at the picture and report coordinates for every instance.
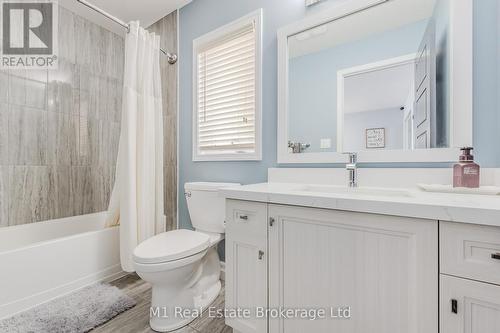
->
[220,261,226,281]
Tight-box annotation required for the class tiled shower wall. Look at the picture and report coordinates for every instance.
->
[148,11,178,232]
[0,6,124,227]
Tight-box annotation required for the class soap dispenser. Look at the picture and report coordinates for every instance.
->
[453,147,480,188]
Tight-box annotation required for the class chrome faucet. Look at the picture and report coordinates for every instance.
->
[343,152,358,188]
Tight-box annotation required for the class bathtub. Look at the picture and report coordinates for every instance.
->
[0,212,124,319]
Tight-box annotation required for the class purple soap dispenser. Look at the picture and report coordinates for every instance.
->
[453,147,480,188]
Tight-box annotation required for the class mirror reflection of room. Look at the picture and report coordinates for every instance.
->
[287,0,449,154]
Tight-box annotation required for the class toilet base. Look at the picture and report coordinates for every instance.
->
[150,280,222,332]
[147,247,223,332]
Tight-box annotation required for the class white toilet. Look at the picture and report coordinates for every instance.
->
[133,182,239,332]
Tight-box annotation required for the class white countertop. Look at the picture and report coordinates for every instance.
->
[220,183,500,227]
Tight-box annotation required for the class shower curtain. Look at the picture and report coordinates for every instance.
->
[107,21,165,272]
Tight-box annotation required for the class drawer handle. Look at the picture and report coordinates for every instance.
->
[239,215,249,220]
[451,299,458,314]
[492,253,500,260]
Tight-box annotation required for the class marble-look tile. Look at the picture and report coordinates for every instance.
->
[164,163,177,231]
[163,115,176,165]
[78,117,119,167]
[8,105,47,165]
[90,24,109,75]
[78,116,100,166]
[8,166,49,225]
[9,68,47,83]
[0,72,8,103]
[107,78,123,123]
[47,165,72,219]
[78,65,91,92]
[108,33,125,80]
[90,165,113,212]
[83,74,106,120]
[9,75,47,110]
[70,166,94,216]
[75,16,92,69]
[0,166,8,227]
[0,104,7,164]
[58,6,76,63]
[47,112,79,165]
[47,81,78,115]
[48,60,78,89]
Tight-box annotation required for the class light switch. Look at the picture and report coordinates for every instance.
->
[320,138,331,149]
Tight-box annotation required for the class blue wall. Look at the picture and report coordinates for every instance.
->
[179,0,500,237]
[289,20,427,152]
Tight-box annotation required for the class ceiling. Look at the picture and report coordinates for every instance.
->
[60,0,192,35]
[344,61,414,114]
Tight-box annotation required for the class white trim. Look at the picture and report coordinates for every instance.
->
[192,9,263,162]
[336,53,417,152]
[449,0,473,148]
[277,0,473,164]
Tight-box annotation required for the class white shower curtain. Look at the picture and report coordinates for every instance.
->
[107,21,165,272]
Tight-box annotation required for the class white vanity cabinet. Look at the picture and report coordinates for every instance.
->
[439,222,500,333]
[225,199,439,333]
[225,200,268,333]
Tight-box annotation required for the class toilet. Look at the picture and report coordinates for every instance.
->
[133,182,239,332]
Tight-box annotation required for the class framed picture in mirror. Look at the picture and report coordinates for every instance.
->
[366,128,386,149]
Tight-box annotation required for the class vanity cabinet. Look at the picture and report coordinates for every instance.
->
[225,200,439,333]
[439,222,500,333]
[440,275,500,333]
[225,200,268,333]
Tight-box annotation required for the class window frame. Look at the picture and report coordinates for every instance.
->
[192,9,263,162]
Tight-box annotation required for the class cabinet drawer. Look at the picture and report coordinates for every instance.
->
[226,200,267,241]
[440,222,500,285]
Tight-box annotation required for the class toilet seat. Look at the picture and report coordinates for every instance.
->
[133,229,210,264]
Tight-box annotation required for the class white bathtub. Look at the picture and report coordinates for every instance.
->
[0,212,124,319]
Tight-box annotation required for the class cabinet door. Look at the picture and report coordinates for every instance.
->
[441,275,500,333]
[225,200,268,333]
[268,204,438,333]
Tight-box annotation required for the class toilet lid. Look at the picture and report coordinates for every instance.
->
[133,229,210,264]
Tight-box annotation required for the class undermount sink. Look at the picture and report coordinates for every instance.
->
[294,184,414,198]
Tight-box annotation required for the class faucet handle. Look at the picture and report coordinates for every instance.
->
[342,152,357,163]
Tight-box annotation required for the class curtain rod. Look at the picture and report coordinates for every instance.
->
[76,0,178,64]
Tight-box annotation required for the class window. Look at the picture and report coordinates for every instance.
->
[193,10,262,161]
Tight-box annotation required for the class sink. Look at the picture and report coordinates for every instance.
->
[295,185,414,198]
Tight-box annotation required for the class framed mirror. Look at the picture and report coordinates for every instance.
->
[277,0,472,163]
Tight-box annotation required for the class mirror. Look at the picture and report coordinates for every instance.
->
[279,0,472,163]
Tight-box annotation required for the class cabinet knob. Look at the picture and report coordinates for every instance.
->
[269,217,275,226]
[491,253,500,260]
[451,299,458,314]
[258,250,264,260]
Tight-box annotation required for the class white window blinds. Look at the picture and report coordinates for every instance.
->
[196,21,257,157]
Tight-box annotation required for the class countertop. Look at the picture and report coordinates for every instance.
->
[220,183,500,227]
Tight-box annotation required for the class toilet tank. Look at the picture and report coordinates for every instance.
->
[185,182,240,234]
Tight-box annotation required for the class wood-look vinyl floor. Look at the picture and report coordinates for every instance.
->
[91,274,232,333]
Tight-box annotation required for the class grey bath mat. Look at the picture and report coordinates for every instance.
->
[0,283,136,333]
